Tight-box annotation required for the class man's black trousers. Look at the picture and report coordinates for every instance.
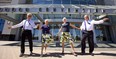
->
[21,30,33,53]
[81,31,94,53]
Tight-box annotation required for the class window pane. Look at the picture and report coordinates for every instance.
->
[53,0,61,4]
[33,0,96,5]
[33,0,52,4]
[71,0,80,4]
[62,0,70,4]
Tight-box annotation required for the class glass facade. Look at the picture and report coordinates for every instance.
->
[33,0,96,5]
[31,15,39,40]
[94,25,112,42]
[0,18,5,34]
[43,14,84,19]
[32,0,111,42]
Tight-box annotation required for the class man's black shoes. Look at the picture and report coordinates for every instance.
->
[19,53,24,57]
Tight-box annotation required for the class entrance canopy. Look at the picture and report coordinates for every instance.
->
[0,4,116,15]
[0,4,115,24]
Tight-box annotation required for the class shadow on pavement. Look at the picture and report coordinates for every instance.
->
[20,52,116,58]
[76,52,116,56]
[22,53,41,58]
[21,52,78,58]
[96,52,116,56]
[0,42,20,46]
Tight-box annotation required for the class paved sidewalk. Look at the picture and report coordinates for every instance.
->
[0,41,116,59]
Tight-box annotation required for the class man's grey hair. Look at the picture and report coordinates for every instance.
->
[27,13,32,16]
[84,15,89,18]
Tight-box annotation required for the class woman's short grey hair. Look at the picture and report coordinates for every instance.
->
[62,17,67,21]
[45,19,49,22]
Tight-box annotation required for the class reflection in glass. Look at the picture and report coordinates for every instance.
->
[33,0,96,5]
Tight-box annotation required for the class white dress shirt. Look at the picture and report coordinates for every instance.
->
[11,19,36,30]
[80,20,104,31]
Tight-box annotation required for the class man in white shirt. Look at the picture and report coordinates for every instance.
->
[8,13,36,57]
[80,15,109,56]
